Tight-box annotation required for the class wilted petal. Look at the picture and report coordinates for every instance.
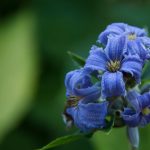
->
[85,45,108,71]
[105,36,125,61]
[122,108,140,127]
[66,101,108,132]
[121,55,143,83]
[101,71,126,98]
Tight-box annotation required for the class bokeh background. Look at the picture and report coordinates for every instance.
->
[0,0,150,150]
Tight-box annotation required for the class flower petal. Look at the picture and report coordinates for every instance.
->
[105,36,126,61]
[85,45,108,71]
[65,69,91,96]
[126,90,141,112]
[101,71,126,98]
[98,23,127,45]
[137,92,150,109]
[139,115,150,127]
[121,55,143,83]
[140,36,150,47]
[122,108,140,127]
[127,127,139,149]
[66,101,108,132]
[65,69,101,103]
[74,82,101,103]
[126,25,147,37]
[125,38,148,60]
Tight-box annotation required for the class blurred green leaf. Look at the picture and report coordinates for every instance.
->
[38,133,87,150]
[0,10,38,141]
[92,128,128,150]
[68,51,85,67]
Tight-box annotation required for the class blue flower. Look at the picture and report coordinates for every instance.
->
[64,69,108,132]
[85,36,143,98]
[98,23,150,60]
[66,101,108,132]
[65,69,101,103]
[122,90,150,127]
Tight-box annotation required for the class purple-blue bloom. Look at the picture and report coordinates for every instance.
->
[85,36,143,98]
[64,69,108,132]
[122,90,150,127]
[98,23,150,60]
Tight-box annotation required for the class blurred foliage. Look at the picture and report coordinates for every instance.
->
[0,9,38,142]
[0,0,150,150]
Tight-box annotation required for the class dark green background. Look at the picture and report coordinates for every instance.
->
[0,0,150,150]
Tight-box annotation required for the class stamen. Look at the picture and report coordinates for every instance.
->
[142,108,150,115]
[107,60,120,72]
[66,95,81,107]
[128,33,136,40]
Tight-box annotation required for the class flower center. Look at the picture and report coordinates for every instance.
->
[66,95,81,107]
[142,108,150,115]
[107,60,120,72]
[128,33,136,40]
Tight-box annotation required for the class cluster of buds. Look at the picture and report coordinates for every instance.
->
[63,23,150,149]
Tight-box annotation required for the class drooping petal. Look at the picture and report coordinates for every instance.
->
[65,70,76,97]
[101,71,126,98]
[98,23,127,45]
[65,69,101,103]
[74,82,101,103]
[125,38,148,60]
[140,36,150,47]
[126,90,141,112]
[122,108,141,127]
[140,36,150,59]
[65,69,91,94]
[137,92,150,109]
[70,70,91,91]
[126,25,147,37]
[121,55,143,83]
[105,36,126,61]
[127,127,139,149]
[125,91,150,127]
[85,45,108,72]
[139,115,150,127]
[66,101,108,132]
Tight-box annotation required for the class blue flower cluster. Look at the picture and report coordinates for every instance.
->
[63,23,150,133]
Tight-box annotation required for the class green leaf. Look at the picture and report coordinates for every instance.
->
[68,51,85,67]
[38,133,87,150]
